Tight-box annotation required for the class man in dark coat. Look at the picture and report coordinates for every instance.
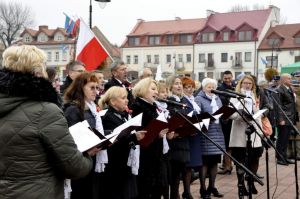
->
[275,73,297,165]
[60,60,86,94]
[104,60,134,106]
[216,70,235,174]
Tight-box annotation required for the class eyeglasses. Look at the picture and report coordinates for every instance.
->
[72,69,85,73]
[89,86,100,91]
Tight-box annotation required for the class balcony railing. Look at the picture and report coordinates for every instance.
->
[232,59,243,68]
[205,60,215,69]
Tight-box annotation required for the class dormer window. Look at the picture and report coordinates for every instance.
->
[24,36,30,42]
[268,38,280,46]
[166,35,173,45]
[238,31,252,41]
[128,37,140,46]
[295,36,300,44]
[38,33,48,42]
[223,32,229,41]
[149,36,160,45]
[202,33,215,42]
[179,34,193,44]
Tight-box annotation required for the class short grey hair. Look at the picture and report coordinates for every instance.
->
[110,59,125,72]
[202,78,217,89]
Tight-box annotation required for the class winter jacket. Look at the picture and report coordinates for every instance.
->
[0,69,93,199]
[194,91,225,155]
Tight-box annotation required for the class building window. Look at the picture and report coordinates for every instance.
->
[55,52,59,62]
[179,34,193,44]
[186,54,191,63]
[238,31,252,41]
[198,72,205,81]
[295,37,300,44]
[295,56,300,62]
[25,36,30,42]
[126,55,131,64]
[178,54,183,62]
[57,35,63,41]
[47,52,52,62]
[202,33,215,42]
[268,38,281,47]
[198,53,205,63]
[154,55,159,64]
[146,55,151,63]
[266,56,278,68]
[221,53,228,62]
[134,55,138,64]
[128,37,140,46]
[149,36,160,45]
[207,72,214,78]
[235,52,242,66]
[245,52,252,62]
[223,32,229,41]
[166,35,173,45]
[166,54,171,63]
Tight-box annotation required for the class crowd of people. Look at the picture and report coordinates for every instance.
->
[0,44,299,199]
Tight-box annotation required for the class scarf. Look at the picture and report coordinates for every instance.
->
[184,95,201,114]
[206,93,219,123]
[127,144,140,175]
[86,101,108,173]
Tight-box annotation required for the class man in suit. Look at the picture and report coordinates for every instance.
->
[275,73,297,165]
[104,60,134,106]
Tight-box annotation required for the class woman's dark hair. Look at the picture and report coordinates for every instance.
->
[46,67,57,82]
[64,72,98,118]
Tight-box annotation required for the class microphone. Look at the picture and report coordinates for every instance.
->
[211,90,239,98]
[225,89,247,98]
[264,88,278,94]
[157,98,187,108]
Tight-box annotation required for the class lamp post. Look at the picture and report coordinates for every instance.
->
[89,0,111,28]
[270,39,281,69]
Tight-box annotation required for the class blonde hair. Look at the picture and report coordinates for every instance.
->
[2,45,47,78]
[98,86,127,109]
[235,75,257,98]
[157,82,168,93]
[132,77,157,98]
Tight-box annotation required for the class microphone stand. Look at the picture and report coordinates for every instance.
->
[233,96,285,199]
[175,111,264,198]
[269,92,300,199]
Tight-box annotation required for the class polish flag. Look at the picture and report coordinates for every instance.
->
[76,20,110,71]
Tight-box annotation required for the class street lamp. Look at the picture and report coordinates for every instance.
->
[270,39,281,69]
[89,0,111,28]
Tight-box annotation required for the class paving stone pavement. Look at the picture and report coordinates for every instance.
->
[179,149,300,199]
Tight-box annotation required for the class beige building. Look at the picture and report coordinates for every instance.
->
[121,5,280,81]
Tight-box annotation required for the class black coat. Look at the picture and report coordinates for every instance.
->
[131,97,169,196]
[60,76,72,94]
[275,85,297,124]
[64,103,100,199]
[167,96,190,163]
[104,77,135,107]
[101,106,138,199]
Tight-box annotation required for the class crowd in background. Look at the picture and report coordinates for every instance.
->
[0,45,300,199]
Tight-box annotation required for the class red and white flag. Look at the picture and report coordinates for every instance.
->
[76,20,111,71]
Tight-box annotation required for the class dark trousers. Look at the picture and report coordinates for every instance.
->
[170,160,186,199]
[276,125,292,160]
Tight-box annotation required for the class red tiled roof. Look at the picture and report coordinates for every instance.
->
[258,23,300,50]
[20,27,68,38]
[127,18,207,36]
[204,8,272,36]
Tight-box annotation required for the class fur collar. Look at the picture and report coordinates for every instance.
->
[0,69,62,107]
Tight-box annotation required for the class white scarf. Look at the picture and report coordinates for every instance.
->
[127,145,140,175]
[86,101,108,173]
[206,93,219,123]
[184,95,201,114]
[64,179,72,199]
[162,134,170,154]
[243,90,254,114]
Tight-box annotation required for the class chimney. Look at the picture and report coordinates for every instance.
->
[269,5,280,24]
[137,18,144,23]
[38,25,48,30]
[206,10,216,17]
[175,17,181,20]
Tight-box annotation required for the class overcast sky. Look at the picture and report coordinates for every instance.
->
[13,0,300,45]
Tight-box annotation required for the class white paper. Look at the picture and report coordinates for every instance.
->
[69,121,104,152]
[157,111,168,123]
[213,113,223,120]
[187,111,193,117]
[202,118,210,130]
[252,108,268,120]
[109,113,143,143]
[98,109,108,117]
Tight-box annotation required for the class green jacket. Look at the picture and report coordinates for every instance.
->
[0,69,93,199]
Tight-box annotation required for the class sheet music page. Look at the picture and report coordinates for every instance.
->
[109,113,143,143]
[69,121,103,152]
[252,109,268,120]
[98,109,108,117]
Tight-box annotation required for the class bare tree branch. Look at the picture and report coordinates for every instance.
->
[0,2,34,48]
